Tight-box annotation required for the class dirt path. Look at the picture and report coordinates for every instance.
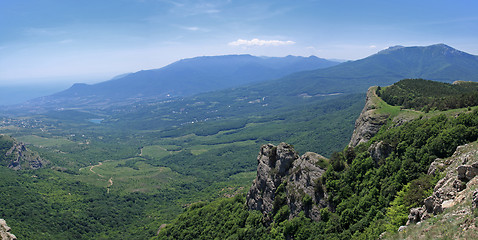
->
[89,162,104,177]
[89,162,114,194]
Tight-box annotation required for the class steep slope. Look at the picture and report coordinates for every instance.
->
[18,55,337,110]
[384,142,478,240]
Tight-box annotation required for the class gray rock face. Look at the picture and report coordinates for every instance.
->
[246,143,328,222]
[406,143,478,227]
[4,141,47,170]
[349,87,389,147]
[368,141,393,166]
[457,163,478,181]
[473,190,478,210]
[406,207,429,225]
[0,219,16,240]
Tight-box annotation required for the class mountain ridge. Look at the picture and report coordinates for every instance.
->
[15,54,338,111]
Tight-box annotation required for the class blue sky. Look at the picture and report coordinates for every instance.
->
[1,0,478,86]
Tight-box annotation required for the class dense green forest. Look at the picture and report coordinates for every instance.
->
[0,93,364,239]
[158,84,478,239]
[0,134,14,165]
[378,78,478,111]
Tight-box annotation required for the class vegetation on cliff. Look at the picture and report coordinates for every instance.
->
[378,78,478,111]
[158,79,478,239]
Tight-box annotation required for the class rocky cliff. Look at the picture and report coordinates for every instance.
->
[349,87,389,147]
[396,141,478,239]
[0,134,48,170]
[246,143,329,222]
[0,219,16,240]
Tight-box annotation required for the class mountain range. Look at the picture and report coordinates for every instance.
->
[248,44,478,98]
[15,55,337,111]
[9,44,478,114]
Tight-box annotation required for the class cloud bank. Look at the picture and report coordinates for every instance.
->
[229,38,295,47]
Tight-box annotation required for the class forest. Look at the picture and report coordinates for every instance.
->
[0,92,364,239]
[158,81,478,239]
[378,79,478,111]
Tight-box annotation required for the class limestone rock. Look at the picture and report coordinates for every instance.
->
[246,143,328,222]
[406,207,429,225]
[427,160,445,175]
[0,219,16,240]
[405,142,478,228]
[457,164,478,181]
[349,87,389,147]
[473,190,478,210]
[2,136,48,170]
[368,141,393,166]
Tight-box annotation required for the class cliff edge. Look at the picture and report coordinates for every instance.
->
[348,87,389,147]
[246,143,329,222]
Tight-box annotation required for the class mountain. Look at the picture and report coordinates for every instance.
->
[17,55,338,110]
[248,44,478,97]
[7,44,478,115]
[109,44,478,132]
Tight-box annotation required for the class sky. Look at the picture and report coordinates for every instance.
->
[1,0,478,86]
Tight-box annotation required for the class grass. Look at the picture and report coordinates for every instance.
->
[189,140,256,155]
[15,135,73,147]
[141,145,174,159]
[77,158,195,195]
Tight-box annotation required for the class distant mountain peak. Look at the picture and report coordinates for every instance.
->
[428,43,470,56]
[377,45,405,54]
[377,43,471,57]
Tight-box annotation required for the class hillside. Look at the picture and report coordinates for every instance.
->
[14,55,337,111]
[157,79,478,239]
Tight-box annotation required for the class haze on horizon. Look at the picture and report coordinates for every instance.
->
[1,0,478,87]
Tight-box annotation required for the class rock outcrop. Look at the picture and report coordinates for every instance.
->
[368,141,393,166]
[404,142,478,228]
[349,87,389,147]
[1,135,48,170]
[0,219,16,240]
[246,143,329,222]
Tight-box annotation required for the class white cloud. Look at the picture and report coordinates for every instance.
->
[228,38,296,47]
[369,45,377,48]
[184,26,200,31]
